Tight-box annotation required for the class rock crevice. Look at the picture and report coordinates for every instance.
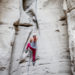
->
[0,0,75,75]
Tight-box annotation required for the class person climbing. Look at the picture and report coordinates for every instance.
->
[25,35,37,66]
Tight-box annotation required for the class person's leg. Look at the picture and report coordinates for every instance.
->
[33,49,36,62]
[32,49,36,66]
[29,47,36,66]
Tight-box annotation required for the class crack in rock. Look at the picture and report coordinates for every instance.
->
[0,67,6,71]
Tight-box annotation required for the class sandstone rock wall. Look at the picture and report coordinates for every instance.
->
[66,0,75,75]
[0,0,75,75]
[0,0,20,75]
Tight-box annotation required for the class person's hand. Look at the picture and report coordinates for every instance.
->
[25,50,28,53]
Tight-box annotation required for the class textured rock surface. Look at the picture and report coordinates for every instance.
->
[0,0,20,75]
[67,0,75,75]
[25,0,71,75]
[10,0,71,75]
[0,0,75,75]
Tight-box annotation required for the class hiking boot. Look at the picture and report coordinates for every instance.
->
[25,50,28,53]
[33,62,35,66]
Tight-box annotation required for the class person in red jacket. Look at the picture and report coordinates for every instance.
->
[26,35,37,66]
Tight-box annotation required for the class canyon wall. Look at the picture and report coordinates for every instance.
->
[0,0,75,75]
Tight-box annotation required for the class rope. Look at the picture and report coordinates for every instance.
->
[27,50,32,75]
[26,1,39,75]
[19,0,39,75]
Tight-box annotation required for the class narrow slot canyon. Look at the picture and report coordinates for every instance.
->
[0,0,75,75]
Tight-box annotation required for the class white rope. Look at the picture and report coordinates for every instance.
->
[19,0,39,75]
[27,50,32,75]
[26,1,39,75]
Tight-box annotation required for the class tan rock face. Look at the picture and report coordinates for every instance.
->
[36,0,71,75]
[0,0,75,75]
[23,0,34,10]
[67,0,75,12]
[0,0,20,75]
[0,0,20,24]
[66,0,75,75]
[10,0,71,75]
